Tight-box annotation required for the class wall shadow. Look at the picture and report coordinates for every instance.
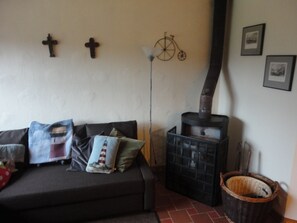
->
[220,0,288,218]
[151,126,167,166]
[226,116,244,171]
[219,0,246,172]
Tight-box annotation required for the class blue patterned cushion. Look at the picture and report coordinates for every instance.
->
[28,119,73,164]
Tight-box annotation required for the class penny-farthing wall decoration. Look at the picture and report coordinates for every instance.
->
[154,32,187,61]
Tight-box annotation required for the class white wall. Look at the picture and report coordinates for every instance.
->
[2,0,297,218]
[286,147,297,220]
[0,0,212,165]
[218,0,297,219]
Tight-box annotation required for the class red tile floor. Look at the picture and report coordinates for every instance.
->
[155,180,231,223]
[153,167,283,223]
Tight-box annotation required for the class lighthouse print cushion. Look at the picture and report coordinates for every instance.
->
[86,135,120,174]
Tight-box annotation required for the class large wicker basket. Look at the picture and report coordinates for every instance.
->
[220,171,279,223]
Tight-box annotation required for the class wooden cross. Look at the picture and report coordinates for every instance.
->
[85,38,100,59]
[42,34,58,57]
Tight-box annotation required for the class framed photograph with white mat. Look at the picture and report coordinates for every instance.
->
[263,55,296,91]
[241,23,265,56]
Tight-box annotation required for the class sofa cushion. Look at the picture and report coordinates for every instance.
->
[0,144,26,171]
[0,163,144,210]
[0,128,28,147]
[0,128,29,165]
[0,166,12,190]
[86,136,120,174]
[116,137,145,172]
[86,120,137,139]
[28,119,73,164]
[0,144,25,163]
[110,128,145,172]
[66,135,95,172]
[73,124,87,139]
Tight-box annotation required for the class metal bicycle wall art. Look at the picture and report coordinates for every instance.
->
[154,32,187,61]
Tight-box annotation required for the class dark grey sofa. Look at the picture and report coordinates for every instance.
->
[0,120,155,223]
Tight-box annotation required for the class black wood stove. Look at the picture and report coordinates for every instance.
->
[166,112,229,206]
[165,0,229,206]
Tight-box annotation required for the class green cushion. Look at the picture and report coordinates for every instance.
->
[109,128,126,138]
[116,138,144,172]
[110,128,145,172]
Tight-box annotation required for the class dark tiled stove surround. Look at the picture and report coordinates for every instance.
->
[165,112,229,206]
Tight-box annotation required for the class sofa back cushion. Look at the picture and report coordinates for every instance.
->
[86,120,137,139]
[73,124,87,139]
[0,128,28,145]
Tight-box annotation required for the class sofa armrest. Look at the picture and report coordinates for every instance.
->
[136,153,155,211]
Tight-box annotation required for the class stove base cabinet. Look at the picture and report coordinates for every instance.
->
[165,127,228,206]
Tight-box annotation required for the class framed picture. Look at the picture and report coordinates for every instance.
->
[263,55,296,91]
[241,23,265,56]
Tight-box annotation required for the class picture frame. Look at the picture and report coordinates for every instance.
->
[241,23,265,56]
[263,55,296,91]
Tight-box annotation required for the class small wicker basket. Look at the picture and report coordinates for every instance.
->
[220,171,279,223]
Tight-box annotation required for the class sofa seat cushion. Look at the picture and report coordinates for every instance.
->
[0,162,144,211]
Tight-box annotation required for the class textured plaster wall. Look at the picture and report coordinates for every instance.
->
[218,0,297,219]
[0,0,212,165]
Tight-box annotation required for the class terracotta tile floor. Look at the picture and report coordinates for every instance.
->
[155,180,231,223]
[153,167,283,223]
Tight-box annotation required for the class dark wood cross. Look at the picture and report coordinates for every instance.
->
[42,34,58,57]
[85,38,100,59]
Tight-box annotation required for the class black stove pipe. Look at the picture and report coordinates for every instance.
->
[199,0,228,119]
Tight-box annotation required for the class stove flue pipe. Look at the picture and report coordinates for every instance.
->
[199,0,228,119]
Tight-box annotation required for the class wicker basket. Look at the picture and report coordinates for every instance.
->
[226,175,272,198]
[220,171,279,223]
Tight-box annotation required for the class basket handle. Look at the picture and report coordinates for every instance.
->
[243,142,251,175]
[237,141,252,175]
[235,142,242,171]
